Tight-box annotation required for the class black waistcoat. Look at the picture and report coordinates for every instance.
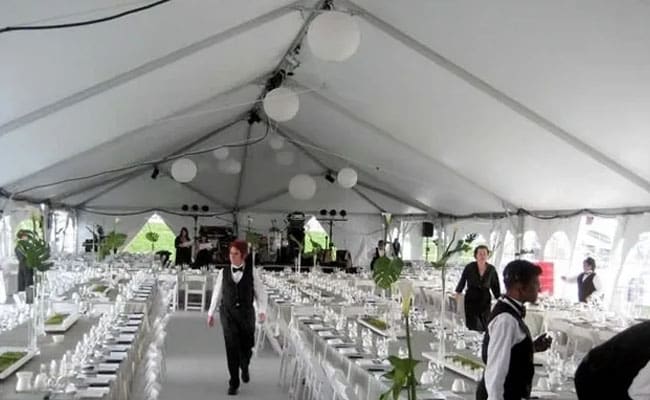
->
[577,272,596,303]
[220,264,255,313]
[478,297,534,400]
[576,321,650,399]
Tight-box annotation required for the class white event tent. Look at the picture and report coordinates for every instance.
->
[1,0,649,308]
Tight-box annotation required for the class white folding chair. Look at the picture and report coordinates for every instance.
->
[184,274,207,311]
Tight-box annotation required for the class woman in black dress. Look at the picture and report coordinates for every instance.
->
[454,245,501,332]
[174,227,193,266]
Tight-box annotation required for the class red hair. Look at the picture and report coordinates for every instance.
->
[229,239,248,257]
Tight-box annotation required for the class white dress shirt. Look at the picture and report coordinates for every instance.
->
[629,360,650,400]
[207,265,267,317]
[484,297,527,400]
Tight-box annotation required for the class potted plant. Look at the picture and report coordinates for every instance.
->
[98,231,127,261]
[145,229,159,252]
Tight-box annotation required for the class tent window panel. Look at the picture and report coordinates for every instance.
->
[124,215,176,258]
[611,232,650,318]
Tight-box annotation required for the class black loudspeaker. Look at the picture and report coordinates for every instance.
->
[422,222,434,238]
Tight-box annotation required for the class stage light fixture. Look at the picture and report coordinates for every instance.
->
[181,204,189,211]
[150,165,160,179]
[191,204,199,212]
[325,171,335,183]
[329,209,337,216]
[202,205,209,212]
[339,210,347,217]
[319,209,327,216]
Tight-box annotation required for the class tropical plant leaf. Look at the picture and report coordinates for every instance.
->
[99,231,127,260]
[16,230,51,271]
[373,256,403,289]
[145,231,159,243]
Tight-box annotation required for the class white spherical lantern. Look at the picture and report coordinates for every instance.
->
[337,167,358,189]
[263,87,299,122]
[276,150,295,166]
[212,147,229,160]
[268,134,285,150]
[170,158,197,183]
[218,159,241,175]
[289,174,317,200]
[307,11,360,62]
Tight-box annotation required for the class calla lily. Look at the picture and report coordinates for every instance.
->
[398,279,414,316]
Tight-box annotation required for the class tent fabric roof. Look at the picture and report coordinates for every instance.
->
[2,0,650,217]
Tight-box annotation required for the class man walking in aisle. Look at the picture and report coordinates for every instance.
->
[207,240,267,395]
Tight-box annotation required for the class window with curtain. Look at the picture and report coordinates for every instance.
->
[612,232,650,318]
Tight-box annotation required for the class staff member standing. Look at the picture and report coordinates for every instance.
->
[207,240,267,396]
[476,260,552,400]
[561,257,602,302]
[455,245,501,331]
[574,321,650,400]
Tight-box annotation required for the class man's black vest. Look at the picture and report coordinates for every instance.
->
[575,321,650,399]
[577,272,596,303]
[220,264,255,313]
[477,297,534,400]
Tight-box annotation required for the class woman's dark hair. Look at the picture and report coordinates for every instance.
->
[503,260,542,289]
[473,245,491,258]
[179,227,189,238]
[584,257,596,270]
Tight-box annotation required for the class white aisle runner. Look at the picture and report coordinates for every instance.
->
[160,311,288,400]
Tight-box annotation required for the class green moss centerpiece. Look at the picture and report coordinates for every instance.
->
[45,313,69,325]
[0,352,27,373]
[361,316,389,331]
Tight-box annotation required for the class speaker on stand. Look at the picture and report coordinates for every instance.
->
[422,222,434,261]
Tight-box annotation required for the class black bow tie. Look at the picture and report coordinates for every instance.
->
[232,266,244,273]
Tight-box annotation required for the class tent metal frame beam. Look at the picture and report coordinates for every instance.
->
[73,174,140,208]
[290,78,518,211]
[234,123,254,209]
[239,188,291,211]
[49,116,245,203]
[274,127,385,212]
[277,125,438,215]
[6,75,265,190]
[343,0,650,194]
[0,2,303,139]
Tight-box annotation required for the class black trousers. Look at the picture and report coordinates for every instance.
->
[17,265,33,292]
[220,307,255,388]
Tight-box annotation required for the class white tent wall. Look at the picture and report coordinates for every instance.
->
[76,211,151,254]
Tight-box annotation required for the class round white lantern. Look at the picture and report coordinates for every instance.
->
[268,134,285,150]
[170,158,197,183]
[307,11,360,62]
[289,174,317,200]
[212,147,229,160]
[263,87,299,122]
[218,159,241,175]
[337,167,358,189]
[276,150,295,166]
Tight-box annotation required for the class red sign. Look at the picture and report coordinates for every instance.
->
[537,261,554,295]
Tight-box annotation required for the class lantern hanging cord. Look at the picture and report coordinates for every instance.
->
[0,0,170,35]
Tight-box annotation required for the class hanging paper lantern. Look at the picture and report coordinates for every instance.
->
[170,158,197,183]
[268,134,285,150]
[337,167,358,189]
[276,150,295,166]
[289,174,316,200]
[218,159,241,175]
[263,87,299,122]
[307,11,361,62]
[212,147,229,160]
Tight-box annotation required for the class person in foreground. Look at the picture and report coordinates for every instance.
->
[561,256,602,303]
[455,245,501,331]
[574,320,650,400]
[207,240,267,395]
[476,260,552,400]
